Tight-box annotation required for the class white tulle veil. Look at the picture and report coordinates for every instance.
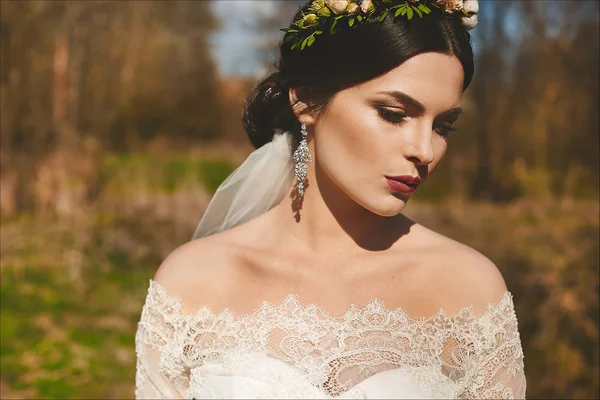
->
[191,131,295,240]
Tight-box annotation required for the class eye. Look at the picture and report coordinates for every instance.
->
[434,123,458,138]
[376,107,407,126]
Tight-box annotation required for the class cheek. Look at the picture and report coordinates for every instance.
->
[315,102,384,176]
[428,139,448,174]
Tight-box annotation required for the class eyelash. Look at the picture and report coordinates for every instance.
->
[435,125,458,138]
[376,107,407,125]
[376,107,458,138]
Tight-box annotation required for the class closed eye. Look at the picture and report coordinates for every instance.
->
[376,107,407,126]
[434,124,458,138]
[434,110,461,138]
[377,106,459,137]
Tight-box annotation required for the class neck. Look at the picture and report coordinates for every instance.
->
[271,160,413,256]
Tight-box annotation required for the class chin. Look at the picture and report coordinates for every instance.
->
[365,195,409,217]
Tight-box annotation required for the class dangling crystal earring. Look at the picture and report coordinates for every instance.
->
[293,123,312,197]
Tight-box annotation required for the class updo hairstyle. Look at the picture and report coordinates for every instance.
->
[242,1,474,149]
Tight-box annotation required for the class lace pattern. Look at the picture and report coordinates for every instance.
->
[135,280,526,399]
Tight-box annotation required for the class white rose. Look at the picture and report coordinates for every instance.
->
[461,0,479,30]
[463,0,479,14]
[461,14,478,29]
[325,0,349,15]
[360,0,373,13]
[311,0,325,9]
[347,2,360,14]
[302,13,318,26]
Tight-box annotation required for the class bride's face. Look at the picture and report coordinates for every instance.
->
[311,52,464,216]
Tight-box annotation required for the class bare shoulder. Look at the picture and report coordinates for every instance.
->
[410,223,509,315]
[152,233,244,313]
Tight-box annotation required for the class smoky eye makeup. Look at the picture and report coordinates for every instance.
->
[369,98,408,125]
[375,106,408,125]
[369,95,462,131]
[435,109,462,123]
[434,124,458,137]
[433,115,460,137]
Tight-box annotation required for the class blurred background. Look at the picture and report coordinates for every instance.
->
[0,0,598,398]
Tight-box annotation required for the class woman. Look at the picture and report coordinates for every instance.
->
[135,0,526,398]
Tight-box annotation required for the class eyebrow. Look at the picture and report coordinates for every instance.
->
[376,90,463,117]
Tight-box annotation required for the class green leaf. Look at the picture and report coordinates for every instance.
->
[301,36,309,50]
[348,17,355,27]
[330,18,338,34]
[307,35,315,47]
[406,7,413,19]
[315,30,323,35]
[395,8,403,17]
[412,5,422,18]
[380,8,389,22]
[291,41,299,50]
[418,4,431,14]
[357,15,363,21]
[317,7,331,16]
[401,7,407,16]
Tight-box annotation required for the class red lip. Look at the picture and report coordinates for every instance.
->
[387,175,421,185]
[385,175,421,194]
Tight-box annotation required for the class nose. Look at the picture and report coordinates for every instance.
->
[403,124,435,165]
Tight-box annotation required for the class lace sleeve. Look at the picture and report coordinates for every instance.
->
[135,281,190,399]
[461,293,527,400]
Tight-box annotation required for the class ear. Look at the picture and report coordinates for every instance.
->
[288,87,317,127]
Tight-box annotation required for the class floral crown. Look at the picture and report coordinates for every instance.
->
[282,0,479,51]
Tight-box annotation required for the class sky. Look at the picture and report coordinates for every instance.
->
[209,0,283,77]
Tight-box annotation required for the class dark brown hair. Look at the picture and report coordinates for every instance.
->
[242,2,474,149]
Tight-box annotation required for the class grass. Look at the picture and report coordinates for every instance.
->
[0,231,155,397]
[1,264,152,398]
[103,153,235,195]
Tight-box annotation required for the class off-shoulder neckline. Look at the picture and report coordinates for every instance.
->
[146,279,515,323]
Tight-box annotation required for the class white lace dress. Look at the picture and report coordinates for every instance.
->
[135,280,526,399]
